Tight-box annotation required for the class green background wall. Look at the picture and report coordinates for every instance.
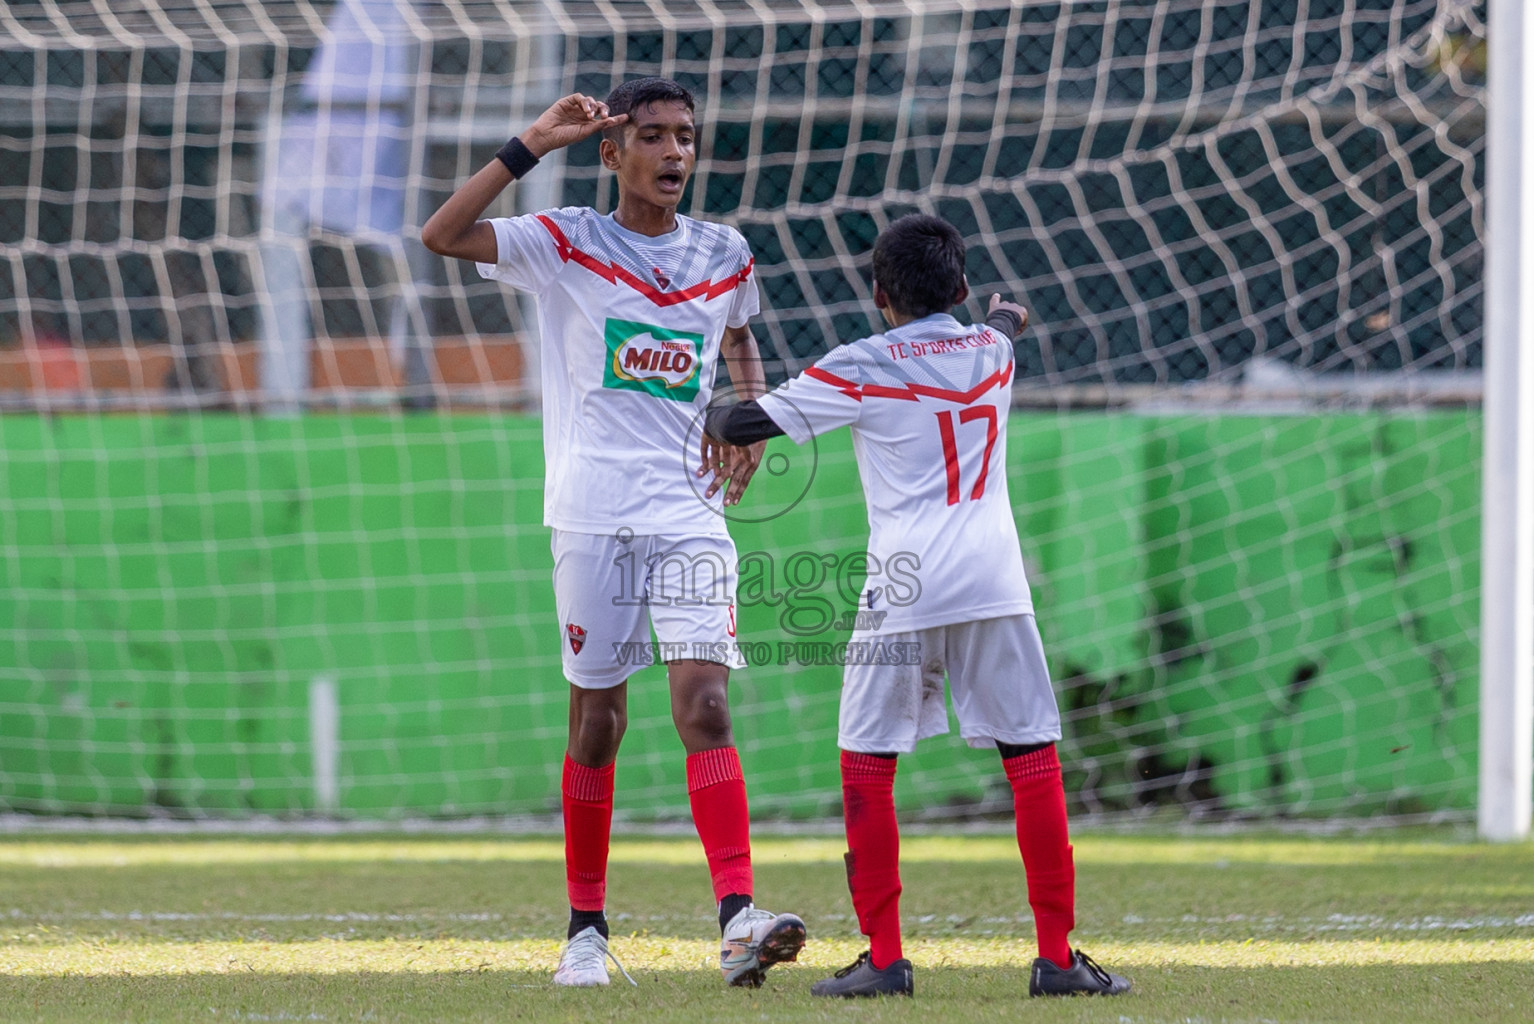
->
[0,411,1481,819]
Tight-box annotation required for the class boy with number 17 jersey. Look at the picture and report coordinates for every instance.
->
[752,293,1034,640]
[707,214,1132,1000]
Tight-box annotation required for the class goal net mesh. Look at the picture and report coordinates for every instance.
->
[0,0,1486,821]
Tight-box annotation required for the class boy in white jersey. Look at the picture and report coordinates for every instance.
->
[422,78,804,989]
[706,215,1131,999]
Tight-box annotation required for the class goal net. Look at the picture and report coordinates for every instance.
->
[0,0,1486,822]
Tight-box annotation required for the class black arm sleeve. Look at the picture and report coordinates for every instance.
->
[985,307,1026,341]
[704,400,787,446]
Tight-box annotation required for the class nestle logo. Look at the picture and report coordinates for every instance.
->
[603,319,704,400]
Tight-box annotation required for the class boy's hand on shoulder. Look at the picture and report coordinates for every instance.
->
[521,94,629,158]
[985,293,1029,341]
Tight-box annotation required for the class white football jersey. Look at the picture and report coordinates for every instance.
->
[478,208,759,536]
[755,313,1032,632]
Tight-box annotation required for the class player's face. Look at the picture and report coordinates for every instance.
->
[608,100,696,210]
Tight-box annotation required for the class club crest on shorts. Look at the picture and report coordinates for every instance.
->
[566,623,587,655]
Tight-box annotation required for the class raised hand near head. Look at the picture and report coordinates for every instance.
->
[521,94,629,158]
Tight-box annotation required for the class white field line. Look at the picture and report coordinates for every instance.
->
[6,909,1533,932]
[1118,912,1534,932]
[4,937,1534,977]
[0,813,1478,838]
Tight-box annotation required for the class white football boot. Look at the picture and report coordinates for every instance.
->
[719,904,806,987]
[553,926,636,987]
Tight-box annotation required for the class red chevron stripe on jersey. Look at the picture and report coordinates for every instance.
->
[804,359,1014,404]
[536,215,753,306]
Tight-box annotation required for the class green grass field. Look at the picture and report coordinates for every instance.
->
[1,828,1530,1023]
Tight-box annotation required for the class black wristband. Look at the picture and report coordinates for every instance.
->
[704,400,787,446]
[986,308,1025,341]
[495,136,540,179]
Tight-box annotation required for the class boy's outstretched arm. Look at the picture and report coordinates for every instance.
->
[705,399,785,448]
[705,294,1030,448]
[421,94,628,263]
[985,293,1029,340]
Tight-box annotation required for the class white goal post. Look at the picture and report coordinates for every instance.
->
[1480,0,1534,842]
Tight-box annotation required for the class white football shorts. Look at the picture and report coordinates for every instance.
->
[551,529,746,689]
[837,614,1062,753]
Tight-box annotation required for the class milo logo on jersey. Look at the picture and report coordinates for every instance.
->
[603,319,705,401]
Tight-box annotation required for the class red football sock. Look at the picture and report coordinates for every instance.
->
[1005,744,1075,968]
[562,754,615,912]
[686,746,753,900]
[841,750,903,969]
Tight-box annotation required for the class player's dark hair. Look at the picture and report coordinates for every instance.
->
[871,214,967,319]
[603,77,695,145]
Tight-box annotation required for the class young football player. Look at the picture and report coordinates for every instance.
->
[423,77,804,989]
[705,214,1131,998]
